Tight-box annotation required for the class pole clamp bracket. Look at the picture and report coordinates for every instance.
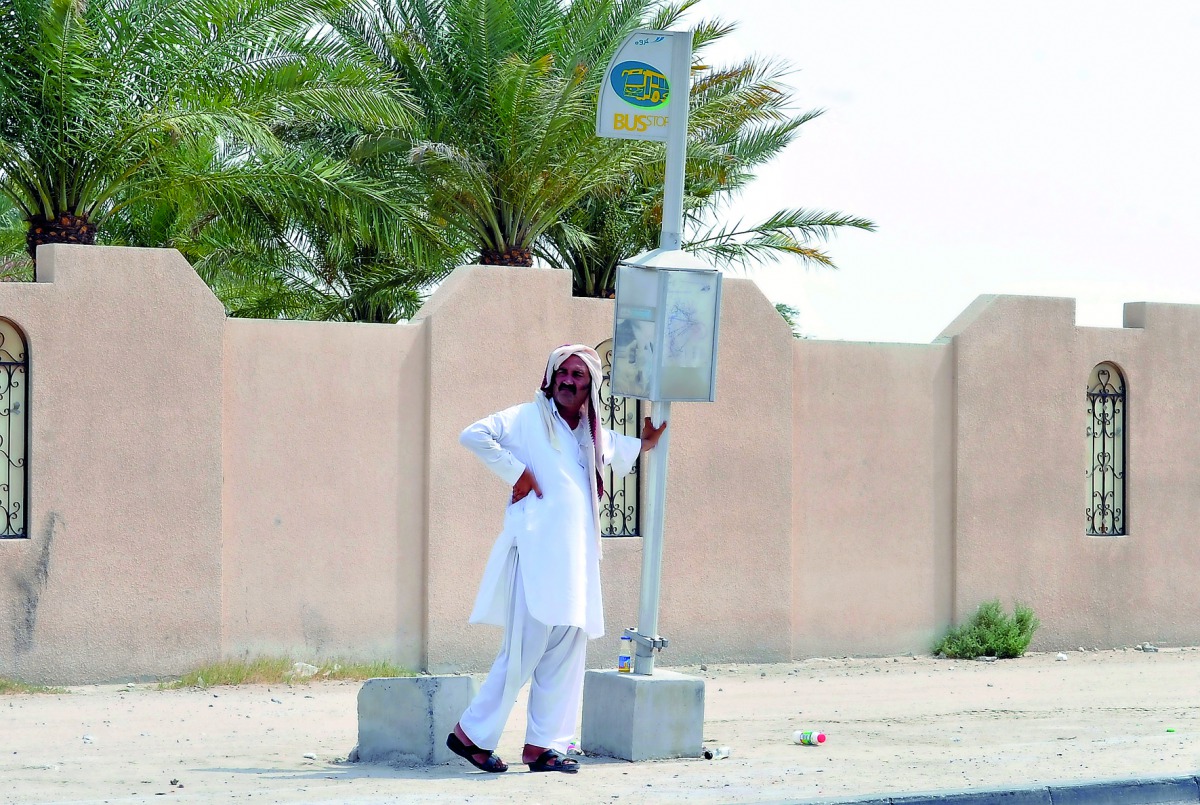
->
[624,628,668,651]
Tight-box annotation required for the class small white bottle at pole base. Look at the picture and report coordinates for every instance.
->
[618,634,633,673]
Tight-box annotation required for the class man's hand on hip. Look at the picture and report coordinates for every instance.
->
[511,468,543,504]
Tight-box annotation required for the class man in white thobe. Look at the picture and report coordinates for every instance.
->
[446,344,666,774]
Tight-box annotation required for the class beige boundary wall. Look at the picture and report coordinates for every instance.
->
[945,296,1200,651]
[791,339,955,658]
[1,245,1198,683]
[220,318,428,670]
[0,246,224,684]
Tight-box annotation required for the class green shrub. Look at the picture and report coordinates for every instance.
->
[0,677,66,694]
[933,599,1040,659]
[160,657,415,689]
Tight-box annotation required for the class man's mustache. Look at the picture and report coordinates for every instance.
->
[558,383,579,393]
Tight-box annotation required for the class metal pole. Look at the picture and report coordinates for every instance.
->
[631,29,692,677]
[633,399,671,674]
[657,31,692,252]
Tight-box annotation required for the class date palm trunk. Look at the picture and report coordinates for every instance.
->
[479,246,533,267]
[25,212,97,261]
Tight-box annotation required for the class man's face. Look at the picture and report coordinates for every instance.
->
[552,355,591,416]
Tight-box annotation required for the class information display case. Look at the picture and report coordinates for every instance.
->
[612,249,722,402]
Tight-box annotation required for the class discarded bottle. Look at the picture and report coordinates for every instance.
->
[703,746,731,760]
[793,730,826,745]
[618,634,633,673]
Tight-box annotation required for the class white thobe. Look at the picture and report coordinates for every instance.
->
[457,555,590,751]
[460,401,641,638]
[456,401,640,754]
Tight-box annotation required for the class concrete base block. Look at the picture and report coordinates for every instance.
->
[350,675,477,765]
[580,669,704,761]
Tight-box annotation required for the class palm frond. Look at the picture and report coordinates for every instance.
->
[542,11,875,296]
[686,208,876,270]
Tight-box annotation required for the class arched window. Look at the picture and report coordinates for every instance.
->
[596,338,641,537]
[1086,362,1125,536]
[0,318,27,538]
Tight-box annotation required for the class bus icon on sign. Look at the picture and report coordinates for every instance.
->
[623,67,667,103]
[611,61,670,109]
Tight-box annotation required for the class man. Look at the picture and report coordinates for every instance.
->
[446,344,667,774]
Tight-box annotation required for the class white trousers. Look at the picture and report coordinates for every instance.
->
[458,552,589,752]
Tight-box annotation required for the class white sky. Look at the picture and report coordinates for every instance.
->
[689,1,1200,343]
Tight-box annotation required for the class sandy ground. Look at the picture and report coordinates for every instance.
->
[3,648,1199,805]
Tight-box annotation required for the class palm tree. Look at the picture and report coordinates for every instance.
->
[542,14,876,297]
[336,0,659,266]
[192,204,460,322]
[189,141,466,322]
[0,0,415,273]
[99,124,463,322]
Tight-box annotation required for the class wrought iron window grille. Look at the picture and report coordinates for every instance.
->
[1086,362,1125,536]
[0,319,27,539]
[597,339,641,538]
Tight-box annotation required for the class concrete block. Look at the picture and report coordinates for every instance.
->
[580,669,704,761]
[350,675,477,765]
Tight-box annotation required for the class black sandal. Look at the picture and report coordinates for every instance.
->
[527,748,579,773]
[446,732,508,773]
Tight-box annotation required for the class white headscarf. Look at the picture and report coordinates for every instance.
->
[536,344,609,557]
[536,344,604,470]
